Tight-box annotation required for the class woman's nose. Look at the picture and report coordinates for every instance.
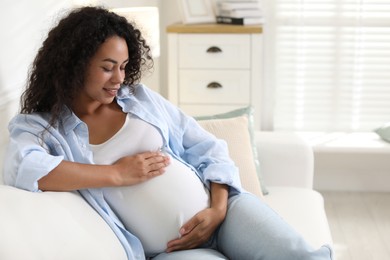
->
[112,68,125,84]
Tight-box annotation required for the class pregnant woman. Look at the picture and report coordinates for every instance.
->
[3,6,333,260]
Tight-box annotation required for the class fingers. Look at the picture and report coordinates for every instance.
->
[166,215,205,252]
[179,216,199,236]
[142,151,164,160]
[114,150,171,185]
[137,151,170,177]
[146,152,170,170]
[148,153,170,168]
[140,151,169,164]
[166,208,226,253]
[166,235,198,252]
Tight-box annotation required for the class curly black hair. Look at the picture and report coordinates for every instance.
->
[20,6,153,125]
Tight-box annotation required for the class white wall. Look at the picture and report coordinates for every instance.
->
[0,0,74,95]
[0,0,74,156]
[0,0,74,98]
[158,0,182,97]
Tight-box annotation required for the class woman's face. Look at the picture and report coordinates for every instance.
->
[81,36,129,106]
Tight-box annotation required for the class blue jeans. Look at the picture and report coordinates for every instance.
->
[152,193,333,260]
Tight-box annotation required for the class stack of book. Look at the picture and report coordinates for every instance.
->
[216,1,264,25]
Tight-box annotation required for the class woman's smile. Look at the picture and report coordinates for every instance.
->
[103,87,120,97]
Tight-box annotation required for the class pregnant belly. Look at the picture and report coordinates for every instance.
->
[103,157,210,255]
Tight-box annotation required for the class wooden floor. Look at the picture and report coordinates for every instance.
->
[320,191,390,260]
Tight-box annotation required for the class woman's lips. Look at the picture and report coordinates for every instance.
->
[104,88,119,96]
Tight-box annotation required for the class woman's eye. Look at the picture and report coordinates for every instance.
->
[102,67,112,72]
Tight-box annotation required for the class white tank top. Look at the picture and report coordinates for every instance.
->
[90,114,210,255]
[91,113,163,164]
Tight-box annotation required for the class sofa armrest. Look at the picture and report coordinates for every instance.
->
[0,185,127,260]
[254,131,314,189]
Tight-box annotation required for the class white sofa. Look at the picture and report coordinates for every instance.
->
[0,131,333,260]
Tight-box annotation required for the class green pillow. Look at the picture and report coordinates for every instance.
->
[195,107,268,195]
[374,122,390,143]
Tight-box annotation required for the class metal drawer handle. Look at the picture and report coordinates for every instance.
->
[206,46,222,53]
[207,82,223,89]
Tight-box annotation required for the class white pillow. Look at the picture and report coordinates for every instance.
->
[197,115,264,198]
[0,185,127,260]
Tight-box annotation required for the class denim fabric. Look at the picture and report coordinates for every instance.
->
[152,193,333,260]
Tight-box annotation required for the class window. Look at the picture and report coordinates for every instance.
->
[264,0,390,131]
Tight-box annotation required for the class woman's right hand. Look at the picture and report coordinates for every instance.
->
[38,151,170,191]
[112,151,170,186]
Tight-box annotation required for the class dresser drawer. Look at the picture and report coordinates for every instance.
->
[180,105,245,117]
[179,70,250,104]
[178,34,251,69]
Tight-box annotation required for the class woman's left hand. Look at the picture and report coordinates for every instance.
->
[166,206,226,252]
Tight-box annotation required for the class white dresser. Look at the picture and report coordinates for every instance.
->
[167,23,263,129]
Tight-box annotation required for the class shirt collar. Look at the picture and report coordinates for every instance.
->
[60,107,85,135]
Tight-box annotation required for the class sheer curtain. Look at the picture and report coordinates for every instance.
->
[263,0,390,132]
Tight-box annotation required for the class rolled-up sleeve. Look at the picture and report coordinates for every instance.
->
[180,116,242,195]
[3,116,63,192]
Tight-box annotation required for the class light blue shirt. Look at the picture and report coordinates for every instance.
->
[3,84,242,259]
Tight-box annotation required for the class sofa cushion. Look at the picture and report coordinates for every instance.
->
[197,114,263,198]
[264,187,333,249]
[375,122,390,142]
[196,107,267,195]
[0,185,127,260]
